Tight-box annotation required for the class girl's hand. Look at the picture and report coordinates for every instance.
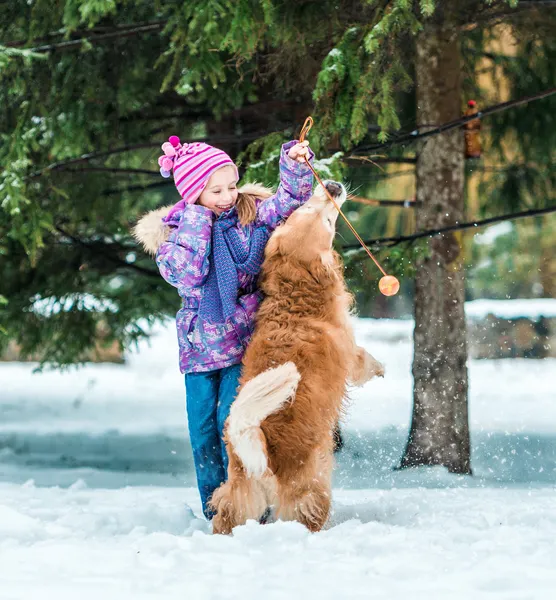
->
[288,140,310,163]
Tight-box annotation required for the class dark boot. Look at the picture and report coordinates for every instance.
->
[333,424,344,453]
[259,506,273,524]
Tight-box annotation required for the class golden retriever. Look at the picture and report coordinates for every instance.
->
[210,180,384,534]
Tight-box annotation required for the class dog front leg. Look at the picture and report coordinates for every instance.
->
[348,346,384,386]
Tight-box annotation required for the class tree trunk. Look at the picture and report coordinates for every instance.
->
[399,19,471,474]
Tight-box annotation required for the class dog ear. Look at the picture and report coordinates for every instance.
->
[264,231,283,259]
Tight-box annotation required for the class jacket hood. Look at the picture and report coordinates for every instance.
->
[133,183,274,255]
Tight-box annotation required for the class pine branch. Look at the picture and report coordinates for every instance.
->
[342,205,556,250]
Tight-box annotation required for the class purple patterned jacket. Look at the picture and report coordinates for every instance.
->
[149,141,314,374]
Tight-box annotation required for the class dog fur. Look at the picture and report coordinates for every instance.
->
[210,182,384,534]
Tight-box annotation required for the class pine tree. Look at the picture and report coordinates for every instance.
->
[0,0,333,364]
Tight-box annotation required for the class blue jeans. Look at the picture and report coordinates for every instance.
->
[185,363,242,520]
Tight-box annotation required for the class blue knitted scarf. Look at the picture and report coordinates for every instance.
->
[199,210,270,324]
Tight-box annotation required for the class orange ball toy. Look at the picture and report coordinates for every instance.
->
[379,275,400,297]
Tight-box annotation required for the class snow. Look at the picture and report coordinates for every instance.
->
[1,484,554,600]
[30,293,118,316]
[465,297,556,319]
[1,316,555,599]
[474,221,513,245]
[313,152,344,178]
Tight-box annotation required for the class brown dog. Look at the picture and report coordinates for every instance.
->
[210,181,384,534]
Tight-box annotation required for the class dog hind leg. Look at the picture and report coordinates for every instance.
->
[275,450,333,533]
[210,471,271,534]
[276,481,331,533]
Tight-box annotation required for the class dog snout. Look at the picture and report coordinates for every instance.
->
[325,181,343,197]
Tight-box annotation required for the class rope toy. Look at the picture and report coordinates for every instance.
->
[298,117,400,297]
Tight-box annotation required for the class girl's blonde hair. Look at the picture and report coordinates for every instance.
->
[235,184,274,227]
[236,192,257,226]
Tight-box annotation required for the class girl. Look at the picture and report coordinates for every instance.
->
[134,136,314,519]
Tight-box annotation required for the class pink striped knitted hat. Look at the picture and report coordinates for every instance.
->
[158,135,238,221]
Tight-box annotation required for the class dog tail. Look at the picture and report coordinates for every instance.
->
[227,362,301,478]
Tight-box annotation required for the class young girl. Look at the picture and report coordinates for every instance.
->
[134,136,314,519]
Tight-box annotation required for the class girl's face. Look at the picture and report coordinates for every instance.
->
[197,166,239,216]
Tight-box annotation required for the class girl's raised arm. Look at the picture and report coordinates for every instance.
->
[256,141,314,230]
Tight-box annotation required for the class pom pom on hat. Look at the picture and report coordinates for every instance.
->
[157,155,176,171]
[157,135,183,179]
[161,142,177,157]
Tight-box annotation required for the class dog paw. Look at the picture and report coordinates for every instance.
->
[349,348,384,386]
[365,351,385,379]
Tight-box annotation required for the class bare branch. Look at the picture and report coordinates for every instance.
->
[54,225,159,278]
[29,128,291,179]
[62,167,160,176]
[7,21,167,53]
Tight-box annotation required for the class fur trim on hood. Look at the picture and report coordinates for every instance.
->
[133,183,274,256]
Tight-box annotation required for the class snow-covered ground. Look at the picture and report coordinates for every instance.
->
[1,318,555,599]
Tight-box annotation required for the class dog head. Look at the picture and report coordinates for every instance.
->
[266,180,347,267]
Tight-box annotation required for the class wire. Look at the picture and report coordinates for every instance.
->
[348,195,418,208]
[342,205,556,250]
[352,87,556,154]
